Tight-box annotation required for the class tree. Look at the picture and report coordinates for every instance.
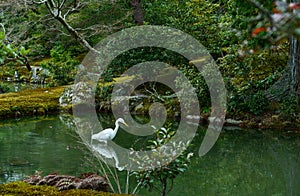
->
[24,0,131,54]
[0,1,33,70]
[247,0,300,100]
[25,0,97,53]
[1,0,132,75]
[0,24,31,70]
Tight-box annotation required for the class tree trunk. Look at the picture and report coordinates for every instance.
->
[288,0,300,100]
[22,55,31,71]
[266,36,300,101]
[289,36,300,99]
[131,0,144,25]
[250,0,300,101]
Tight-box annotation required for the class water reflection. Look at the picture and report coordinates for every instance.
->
[75,113,195,171]
[166,128,300,196]
[92,141,124,171]
[0,116,88,184]
[0,115,300,195]
[269,139,300,195]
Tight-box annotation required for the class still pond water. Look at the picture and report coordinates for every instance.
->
[0,114,300,195]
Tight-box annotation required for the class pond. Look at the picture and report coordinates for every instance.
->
[0,114,300,195]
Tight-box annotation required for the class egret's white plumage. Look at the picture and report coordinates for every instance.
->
[92,118,128,143]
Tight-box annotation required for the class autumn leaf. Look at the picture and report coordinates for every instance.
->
[252,27,267,37]
[272,8,281,14]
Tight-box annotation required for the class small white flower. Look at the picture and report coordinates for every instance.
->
[187,153,194,159]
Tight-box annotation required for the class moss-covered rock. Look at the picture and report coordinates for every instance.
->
[0,86,65,119]
[0,181,59,196]
[0,181,131,196]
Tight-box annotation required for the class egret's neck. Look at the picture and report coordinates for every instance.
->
[114,121,120,133]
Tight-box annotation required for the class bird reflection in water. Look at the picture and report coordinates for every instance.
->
[91,141,124,171]
[91,118,128,171]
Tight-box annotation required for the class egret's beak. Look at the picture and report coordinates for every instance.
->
[123,122,128,127]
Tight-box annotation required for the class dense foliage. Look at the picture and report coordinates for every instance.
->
[1,0,299,117]
[41,45,79,86]
[2,1,300,195]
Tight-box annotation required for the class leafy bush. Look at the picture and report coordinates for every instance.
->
[280,95,299,120]
[95,84,113,106]
[0,31,30,68]
[41,46,79,86]
[131,126,193,196]
[103,47,211,108]
[220,45,288,116]
[228,89,269,115]
[0,82,11,93]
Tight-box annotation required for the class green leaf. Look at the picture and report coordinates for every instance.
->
[19,46,29,56]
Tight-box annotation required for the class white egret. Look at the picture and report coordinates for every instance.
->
[92,118,128,143]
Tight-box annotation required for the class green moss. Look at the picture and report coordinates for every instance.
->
[0,86,66,119]
[31,57,52,67]
[0,181,59,195]
[0,181,132,196]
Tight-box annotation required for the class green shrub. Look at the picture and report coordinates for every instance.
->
[41,46,79,86]
[280,95,299,120]
[0,82,11,93]
[228,89,269,115]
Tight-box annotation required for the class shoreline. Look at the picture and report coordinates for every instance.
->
[0,86,299,131]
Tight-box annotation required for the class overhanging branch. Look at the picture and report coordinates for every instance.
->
[34,0,99,53]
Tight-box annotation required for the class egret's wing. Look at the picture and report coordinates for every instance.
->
[98,128,114,140]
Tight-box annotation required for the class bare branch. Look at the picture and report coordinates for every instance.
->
[58,0,66,10]
[43,1,51,12]
[74,11,131,33]
[63,1,85,19]
[25,0,129,54]
[24,0,47,5]
[48,0,56,8]
[29,0,96,52]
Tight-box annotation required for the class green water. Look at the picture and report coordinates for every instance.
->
[0,115,300,195]
[169,128,300,196]
[0,115,89,183]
